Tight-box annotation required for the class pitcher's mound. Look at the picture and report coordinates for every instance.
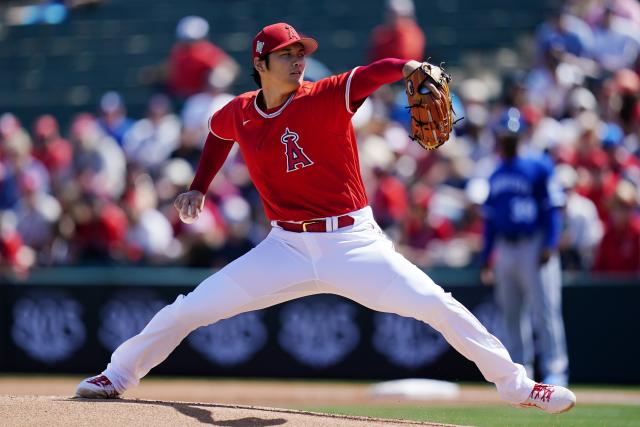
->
[0,395,463,427]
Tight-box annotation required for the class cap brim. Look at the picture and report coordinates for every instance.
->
[269,37,318,56]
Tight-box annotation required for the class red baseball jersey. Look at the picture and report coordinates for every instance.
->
[209,69,368,221]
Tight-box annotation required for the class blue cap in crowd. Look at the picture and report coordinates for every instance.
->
[600,122,623,149]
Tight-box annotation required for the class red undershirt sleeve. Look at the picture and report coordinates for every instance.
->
[189,132,234,194]
[349,58,406,107]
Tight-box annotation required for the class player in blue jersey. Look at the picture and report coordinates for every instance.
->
[481,108,569,387]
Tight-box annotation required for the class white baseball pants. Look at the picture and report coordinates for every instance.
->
[493,234,568,382]
[103,206,534,403]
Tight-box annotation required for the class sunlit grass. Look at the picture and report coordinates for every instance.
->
[299,403,640,427]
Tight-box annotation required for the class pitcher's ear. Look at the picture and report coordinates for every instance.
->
[253,58,265,72]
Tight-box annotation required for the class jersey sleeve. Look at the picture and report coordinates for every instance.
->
[313,59,405,114]
[536,160,563,250]
[312,68,361,115]
[480,176,497,265]
[349,58,405,105]
[189,132,235,194]
[208,99,238,142]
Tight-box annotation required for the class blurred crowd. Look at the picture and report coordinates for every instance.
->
[1,0,639,277]
[2,0,104,26]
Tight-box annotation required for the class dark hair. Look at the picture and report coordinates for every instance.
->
[252,54,270,88]
[498,134,519,159]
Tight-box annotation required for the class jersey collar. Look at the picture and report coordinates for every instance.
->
[253,89,296,119]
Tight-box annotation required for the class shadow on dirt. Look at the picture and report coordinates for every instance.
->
[67,398,287,426]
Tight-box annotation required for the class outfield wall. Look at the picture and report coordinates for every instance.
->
[0,268,637,383]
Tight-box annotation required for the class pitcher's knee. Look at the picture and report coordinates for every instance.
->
[167,271,252,329]
[134,294,195,335]
[162,294,192,323]
[428,292,458,320]
[146,294,206,331]
[171,292,224,329]
[394,290,453,326]
[426,291,479,327]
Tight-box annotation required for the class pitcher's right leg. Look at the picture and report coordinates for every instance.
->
[75,271,259,398]
[77,233,317,397]
[101,270,266,393]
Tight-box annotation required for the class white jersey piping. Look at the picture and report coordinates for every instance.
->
[209,129,234,142]
[253,89,296,118]
[345,66,360,114]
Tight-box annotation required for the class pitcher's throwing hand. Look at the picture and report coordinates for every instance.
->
[174,190,204,224]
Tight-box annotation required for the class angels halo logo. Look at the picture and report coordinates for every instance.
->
[280,127,313,172]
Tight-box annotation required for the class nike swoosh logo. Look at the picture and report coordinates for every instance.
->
[243,119,251,125]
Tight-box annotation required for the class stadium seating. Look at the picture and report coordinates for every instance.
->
[0,0,554,126]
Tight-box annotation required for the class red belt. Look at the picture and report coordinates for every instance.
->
[276,215,355,232]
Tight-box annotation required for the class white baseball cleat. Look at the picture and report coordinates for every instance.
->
[517,383,576,414]
[75,374,121,399]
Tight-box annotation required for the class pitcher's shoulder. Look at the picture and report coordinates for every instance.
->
[234,90,260,107]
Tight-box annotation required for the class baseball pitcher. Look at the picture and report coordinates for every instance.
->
[76,23,575,414]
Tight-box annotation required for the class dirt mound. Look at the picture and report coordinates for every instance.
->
[0,395,463,427]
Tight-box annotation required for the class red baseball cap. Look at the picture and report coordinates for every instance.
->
[252,23,318,59]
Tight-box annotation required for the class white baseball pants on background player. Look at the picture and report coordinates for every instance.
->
[102,206,535,403]
[493,234,569,383]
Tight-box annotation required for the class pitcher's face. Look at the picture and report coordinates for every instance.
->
[257,43,306,90]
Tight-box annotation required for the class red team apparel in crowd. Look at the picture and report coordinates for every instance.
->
[76,22,577,416]
[168,38,231,96]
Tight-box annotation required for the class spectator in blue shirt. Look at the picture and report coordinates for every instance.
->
[97,92,134,147]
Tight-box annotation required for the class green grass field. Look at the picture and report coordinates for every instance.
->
[301,403,640,427]
[297,384,640,426]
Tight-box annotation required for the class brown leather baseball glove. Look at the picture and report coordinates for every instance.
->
[405,62,455,150]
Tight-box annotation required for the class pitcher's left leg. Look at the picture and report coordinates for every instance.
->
[375,263,534,403]
[317,223,575,413]
[321,236,533,404]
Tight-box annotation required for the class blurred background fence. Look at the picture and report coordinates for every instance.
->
[1,267,638,383]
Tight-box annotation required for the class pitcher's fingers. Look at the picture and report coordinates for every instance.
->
[174,195,184,210]
[180,197,191,214]
[180,197,189,212]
